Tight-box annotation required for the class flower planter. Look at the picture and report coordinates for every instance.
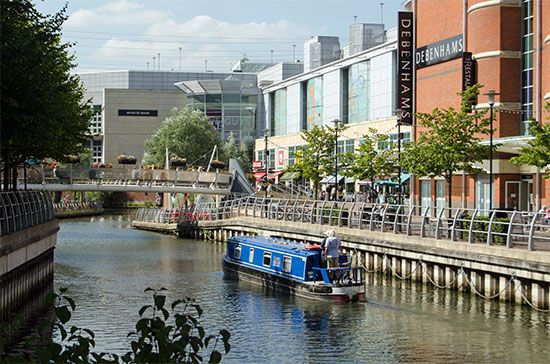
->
[117,154,137,165]
[170,158,187,167]
[210,160,225,169]
[64,155,80,164]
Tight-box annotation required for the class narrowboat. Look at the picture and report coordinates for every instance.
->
[222,235,366,302]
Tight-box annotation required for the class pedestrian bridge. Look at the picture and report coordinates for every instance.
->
[19,166,235,195]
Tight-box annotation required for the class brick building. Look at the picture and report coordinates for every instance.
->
[406,0,549,212]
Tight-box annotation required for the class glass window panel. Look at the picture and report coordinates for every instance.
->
[306,77,323,130]
[348,61,370,123]
[273,88,287,136]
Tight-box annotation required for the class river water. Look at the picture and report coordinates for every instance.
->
[55,214,549,363]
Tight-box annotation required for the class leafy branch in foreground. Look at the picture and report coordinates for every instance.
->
[4,288,231,363]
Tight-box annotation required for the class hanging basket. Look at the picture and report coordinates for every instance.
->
[64,155,81,164]
[170,157,187,167]
[117,154,137,165]
[210,160,225,169]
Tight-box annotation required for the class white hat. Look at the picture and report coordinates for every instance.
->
[323,229,335,237]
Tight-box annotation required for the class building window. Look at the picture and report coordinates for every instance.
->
[89,105,102,135]
[249,248,254,263]
[91,140,102,163]
[268,149,275,169]
[288,146,298,165]
[282,256,292,273]
[257,150,264,164]
[348,61,370,123]
[234,245,241,259]
[378,132,410,150]
[263,252,272,267]
[273,88,287,136]
[521,0,533,135]
[306,77,323,130]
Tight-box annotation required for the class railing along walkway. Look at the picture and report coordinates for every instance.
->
[135,197,550,252]
[0,191,54,236]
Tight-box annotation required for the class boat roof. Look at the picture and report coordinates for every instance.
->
[229,235,319,257]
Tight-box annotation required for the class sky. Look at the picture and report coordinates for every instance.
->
[36,0,405,73]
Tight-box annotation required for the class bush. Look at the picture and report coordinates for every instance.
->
[2,288,231,363]
[473,216,510,245]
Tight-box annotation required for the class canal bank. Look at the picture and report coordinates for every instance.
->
[189,217,550,311]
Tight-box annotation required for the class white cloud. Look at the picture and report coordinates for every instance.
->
[69,13,311,72]
[145,16,309,41]
[66,0,170,28]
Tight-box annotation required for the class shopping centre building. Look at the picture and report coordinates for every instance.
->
[256,0,549,212]
[408,0,549,212]
[254,26,410,193]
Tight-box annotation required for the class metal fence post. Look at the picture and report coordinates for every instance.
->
[486,210,497,245]
[527,212,537,251]
[468,209,479,244]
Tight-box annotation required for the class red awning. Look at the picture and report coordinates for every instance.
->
[254,171,266,181]
[268,170,285,179]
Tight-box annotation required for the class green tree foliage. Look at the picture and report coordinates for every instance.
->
[0,1,92,191]
[510,103,550,178]
[144,108,222,168]
[222,132,251,173]
[341,128,396,189]
[402,85,492,212]
[288,124,347,199]
[3,288,231,363]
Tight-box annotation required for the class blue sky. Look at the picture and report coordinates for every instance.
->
[37,0,404,72]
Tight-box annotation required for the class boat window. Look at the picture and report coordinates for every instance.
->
[263,252,272,267]
[282,256,292,273]
[249,248,254,263]
[234,245,241,259]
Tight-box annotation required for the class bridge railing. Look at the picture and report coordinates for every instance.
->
[18,165,232,188]
[0,190,54,236]
[187,197,550,251]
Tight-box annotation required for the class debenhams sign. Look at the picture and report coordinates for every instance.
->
[415,35,464,69]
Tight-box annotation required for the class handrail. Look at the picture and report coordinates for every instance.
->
[133,197,550,251]
[0,190,54,236]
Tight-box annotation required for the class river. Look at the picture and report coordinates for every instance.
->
[54,214,550,363]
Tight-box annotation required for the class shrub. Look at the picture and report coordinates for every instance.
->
[473,216,510,245]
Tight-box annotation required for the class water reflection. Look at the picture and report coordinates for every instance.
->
[55,214,550,363]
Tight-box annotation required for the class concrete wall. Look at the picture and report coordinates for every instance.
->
[0,219,59,348]
[102,89,187,165]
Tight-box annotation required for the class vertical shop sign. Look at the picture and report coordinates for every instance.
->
[398,11,414,125]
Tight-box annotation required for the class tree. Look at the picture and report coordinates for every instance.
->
[1,1,92,191]
[222,132,251,173]
[341,128,396,198]
[288,124,347,199]
[510,103,550,178]
[401,85,492,215]
[144,108,222,168]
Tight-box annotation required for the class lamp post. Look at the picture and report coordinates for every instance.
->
[484,90,499,210]
[264,128,269,199]
[395,108,402,206]
[332,119,340,200]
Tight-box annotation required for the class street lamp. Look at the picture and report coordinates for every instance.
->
[332,119,341,200]
[484,90,499,210]
[395,108,402,206]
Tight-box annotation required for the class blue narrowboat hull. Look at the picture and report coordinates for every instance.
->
[222,256,366,303]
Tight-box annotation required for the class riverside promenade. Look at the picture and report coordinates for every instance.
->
[133,196,550,310]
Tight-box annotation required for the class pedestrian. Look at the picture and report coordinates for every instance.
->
[542,206,550,231]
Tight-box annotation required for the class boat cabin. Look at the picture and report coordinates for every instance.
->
[227,236,323,282]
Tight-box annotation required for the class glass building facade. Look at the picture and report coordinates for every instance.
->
[306,77,324,130]
[177,80,260,144]
[348,61,370,123]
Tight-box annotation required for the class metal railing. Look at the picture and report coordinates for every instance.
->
[133,197,550,251]
[170,197,550,252]
[14,165,232,188]
[0,190,54,236]
[53,201,103,212]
